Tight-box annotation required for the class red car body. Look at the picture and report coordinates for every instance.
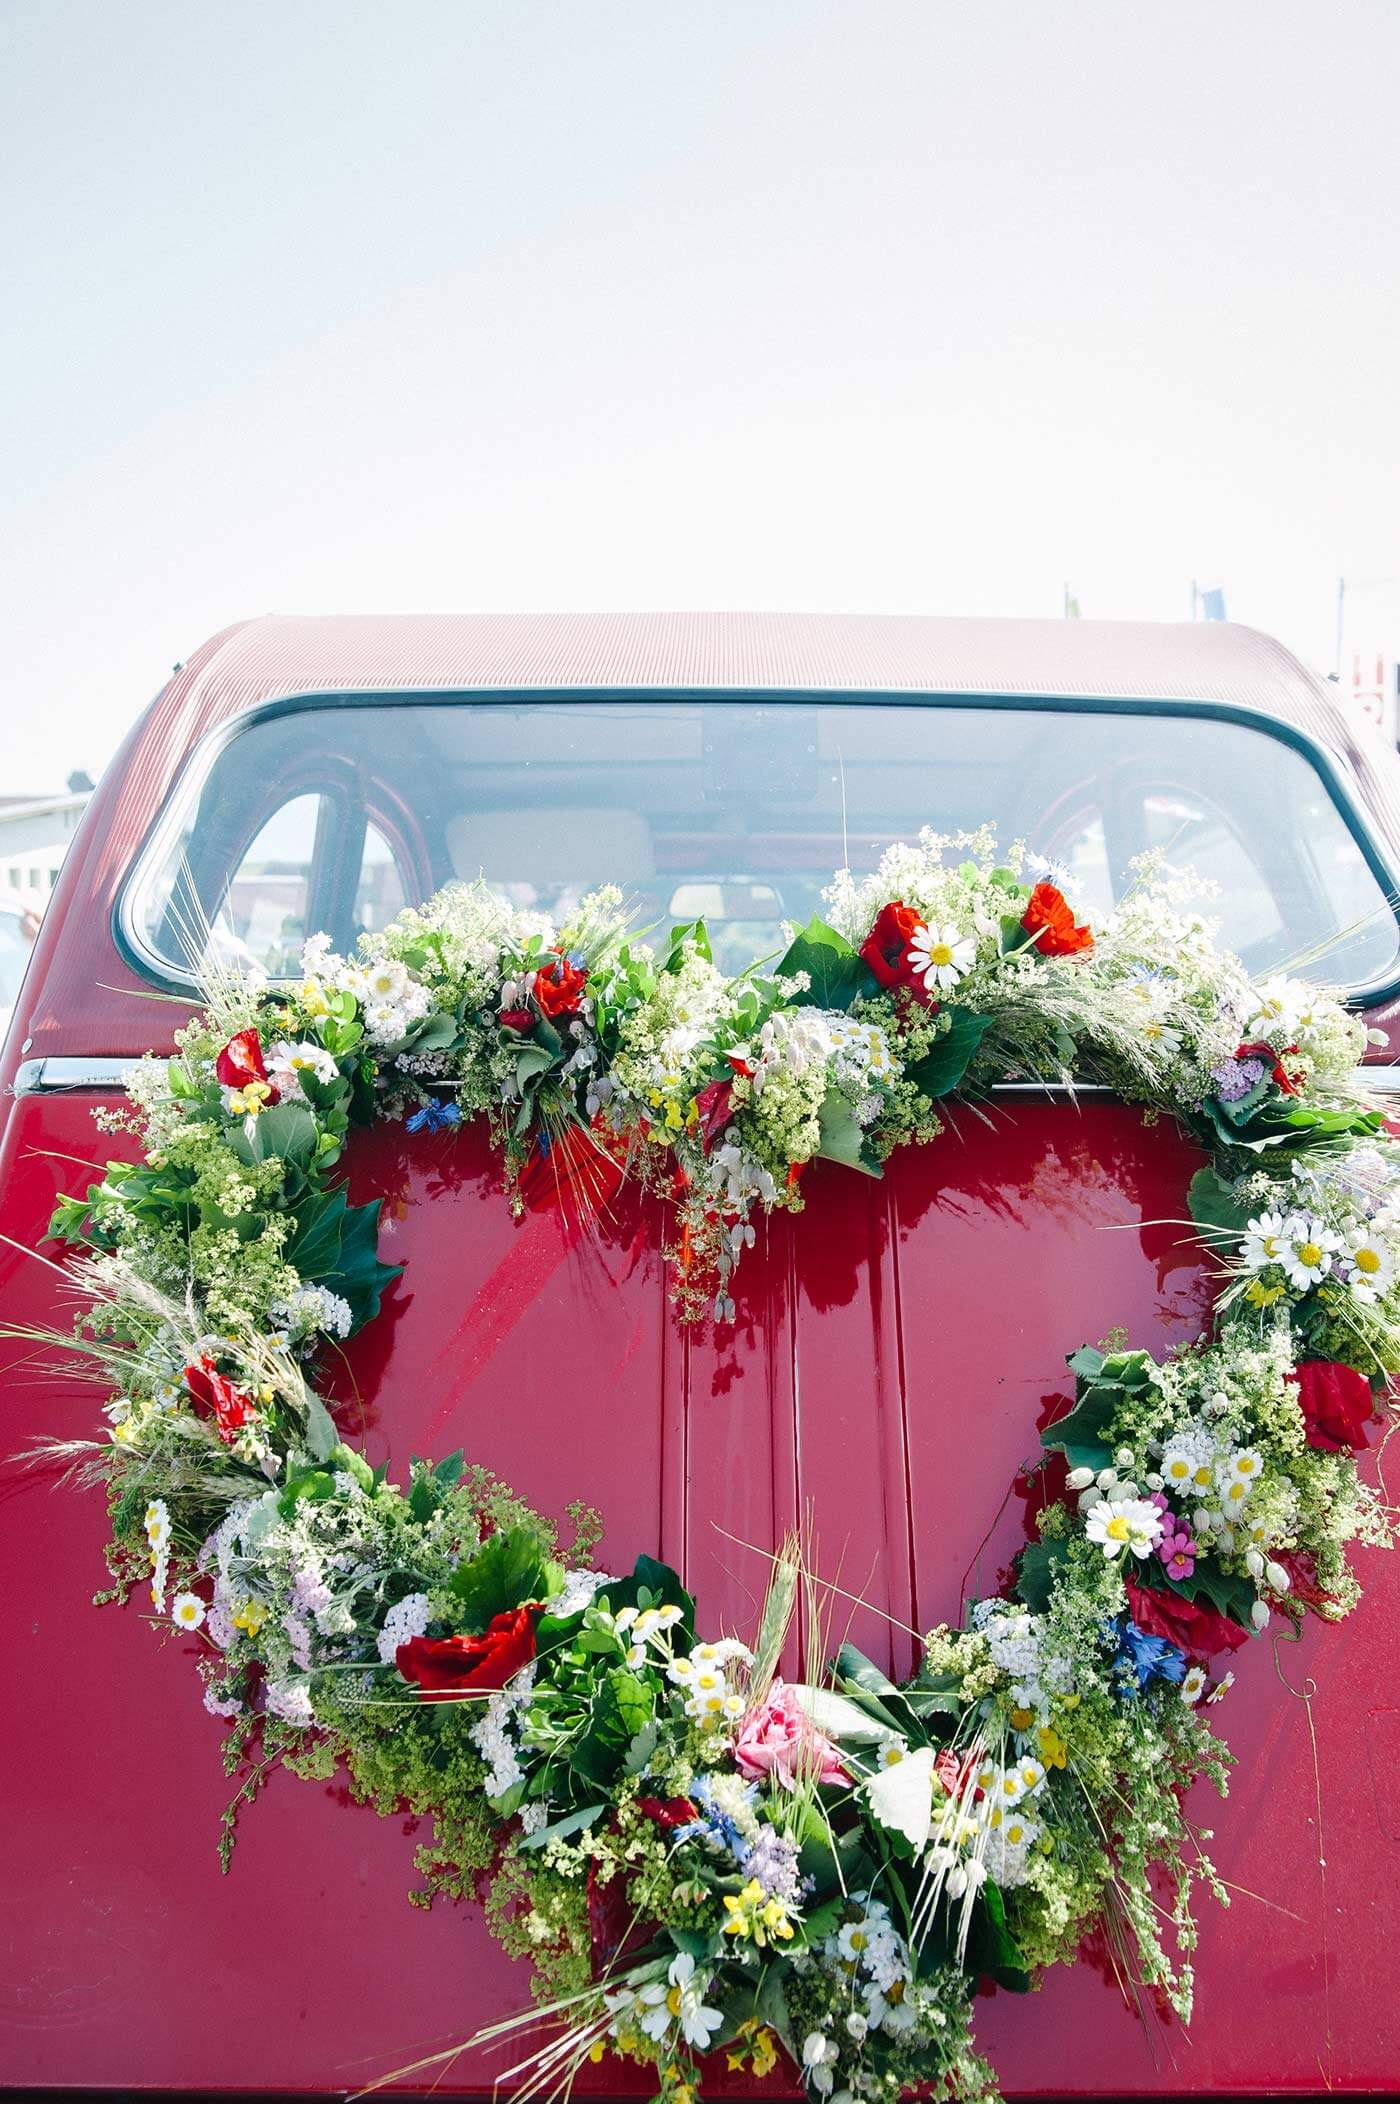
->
[3,614,1400,2097]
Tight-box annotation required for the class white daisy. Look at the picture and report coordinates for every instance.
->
[363,960,410,1003]
[1279,1217,1341,1291]
[1346,1228,1395,1303]
[906,922,976,992]
[171,1591,206,1631]
[1245,975,1304,1042]
[1180,1665,1207,1705]
[1084,1496,1164,1561]
[1206,1671,1236,1705]
[1240,1211,1291,1271]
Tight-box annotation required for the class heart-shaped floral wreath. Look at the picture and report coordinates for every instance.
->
[39,830,1398,2104]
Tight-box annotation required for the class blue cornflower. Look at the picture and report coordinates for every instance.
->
[670,1774,758,1859]
[406,1099,462,1135]
[1111,1614,1187,1695]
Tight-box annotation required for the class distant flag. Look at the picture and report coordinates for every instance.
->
[1199,585,1227,621]
[1063,585,1081,620]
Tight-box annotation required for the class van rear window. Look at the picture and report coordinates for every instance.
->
[123,697,1400,991]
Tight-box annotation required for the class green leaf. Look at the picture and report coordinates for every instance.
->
[964,1880,1032,1992]
[286,1186,401,1328]
[816,1090,883,1178]
[571,1667,655,1786]
[517,1802,606,1852]
[301,1388,339,1464]
[226,1102,319,1170]
[665,918,712,970]
[1162,1556,1256,1627]
[1187,1166,1250,1244]
[832,1642,930,1742]
[595,1555,696,1642]
[449,1523,561,1631]
[774,916,879,1013]
[905,1010,992,1100]
[623,1717,661,1775]
[1015,1537,1071,1613]
[433,1450,465,1488]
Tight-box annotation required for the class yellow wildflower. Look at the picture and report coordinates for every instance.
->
[232,1598,266,1637]
[721,1877,795,1948]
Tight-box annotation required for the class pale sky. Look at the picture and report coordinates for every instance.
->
[3,0,1399,792]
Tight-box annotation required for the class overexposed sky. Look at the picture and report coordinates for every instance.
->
[3,0,1399,791]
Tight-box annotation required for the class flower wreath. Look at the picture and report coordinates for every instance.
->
[40,830,1400,2104]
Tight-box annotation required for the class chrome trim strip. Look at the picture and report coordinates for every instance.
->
[12,1056,138,1095]
[11,1057,1397,1100]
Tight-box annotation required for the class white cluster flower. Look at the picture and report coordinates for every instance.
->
[269,1283,354,1342]
[265,1676,316,1727]
[469,1663,537,1801]
[376,1591,432,1664]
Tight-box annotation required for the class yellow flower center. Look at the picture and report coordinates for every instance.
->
[1357,1247,1382,1274]
[1298,1241,1323,1268]
[928,942,954,968]
[1106,1515,1130,1541]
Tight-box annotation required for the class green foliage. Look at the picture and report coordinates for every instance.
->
[904,1009,992,1100]
[774,916,879,1012]
[449,1522,563,1631]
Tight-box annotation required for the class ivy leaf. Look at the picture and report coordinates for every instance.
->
[905,1010,992,1100]
[301,1388,339,1464]
[449,1523,562,1631]
[1163,1557,1256,1626]
[774,917,878,1013]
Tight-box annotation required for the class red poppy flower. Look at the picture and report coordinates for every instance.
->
[1125,1579,1252,1661]
[859,900,938,1006]
[499,1007,535,1034]
[1235,1040,1304,1098]
[184,1356,258,1445]
[1021,883,1094,957]
[636,1794,700,1829]
[395,1606,538,1700]
[693,1078,735,1153]
[215,1027,278,1100]
[533,951,589,1020]
[1287,1359,1375,1453]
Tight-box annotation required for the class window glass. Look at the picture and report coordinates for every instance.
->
[126,699,1400,989]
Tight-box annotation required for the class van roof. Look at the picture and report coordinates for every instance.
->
[145,614,1398,868]
[172,608,1337,715]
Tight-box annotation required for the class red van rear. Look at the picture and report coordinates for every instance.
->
[4,613,1400,2097]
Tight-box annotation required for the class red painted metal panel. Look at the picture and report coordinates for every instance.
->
[4,1088,1399,2094]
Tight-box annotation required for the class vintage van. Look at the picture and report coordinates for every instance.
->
[3,612,1399,2098]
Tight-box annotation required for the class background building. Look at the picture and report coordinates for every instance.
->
[0,773,93,912]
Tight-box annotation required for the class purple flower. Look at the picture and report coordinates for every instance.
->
[1210,1056,1267,1103]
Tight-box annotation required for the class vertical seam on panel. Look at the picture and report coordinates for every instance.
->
[887,1178,919,1682]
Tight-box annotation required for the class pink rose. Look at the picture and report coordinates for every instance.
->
[732,1679,850,1788]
